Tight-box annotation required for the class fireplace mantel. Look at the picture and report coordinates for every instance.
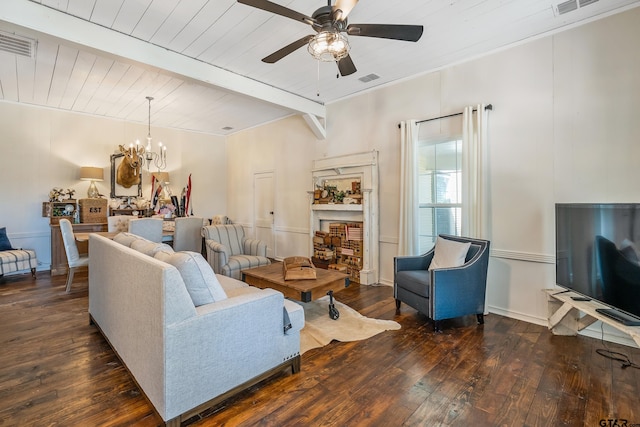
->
[310,151,379,284]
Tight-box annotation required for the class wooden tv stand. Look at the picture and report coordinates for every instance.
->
[545,289,640,347]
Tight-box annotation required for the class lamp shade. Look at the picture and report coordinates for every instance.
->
[80,167,104,181]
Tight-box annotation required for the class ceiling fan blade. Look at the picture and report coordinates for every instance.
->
[337,55,357,76]
[346,24,423,42]
[262,35,314,63]
[332,0,358,22]
[237,0,315,25]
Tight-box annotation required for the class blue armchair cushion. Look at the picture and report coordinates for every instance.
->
[395,270,431,297]
[0,227,14,251]
[428,236,471,270]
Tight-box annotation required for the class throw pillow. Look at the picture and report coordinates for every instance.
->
[154,249,174,263]
[0,227,14,251]
[131,240,174,257]
[113,232,144,248]
[165,251,227,306]
[428,236,471,271]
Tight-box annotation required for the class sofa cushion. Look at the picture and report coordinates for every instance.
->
[154,249,175,264]
[428,236,471,271]
[396,270,431,297]
[165,251,227,306]
[131,240,174,257]
[0,227,14,251]
[113,232,144,248]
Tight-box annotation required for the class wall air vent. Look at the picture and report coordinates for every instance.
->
[554,0,599,15]
[358,73,380,83]
[0,31,36,58]
[556,0,578,15]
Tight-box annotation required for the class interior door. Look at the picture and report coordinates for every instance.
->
[254,172,275,259]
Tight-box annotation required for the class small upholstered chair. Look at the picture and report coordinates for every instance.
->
[173,217,206,252]
[394,234,490,331]
[59,219,89,293]
[0,226,37,279]
[202,224,270,279]
[107,215,131,232]
[128,218,163,242]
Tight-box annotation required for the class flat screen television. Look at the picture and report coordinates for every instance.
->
[555,203,640,325]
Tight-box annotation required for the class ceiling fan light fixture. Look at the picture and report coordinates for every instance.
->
[308,30,350,62]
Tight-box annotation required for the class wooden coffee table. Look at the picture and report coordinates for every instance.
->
[241,262,350,303]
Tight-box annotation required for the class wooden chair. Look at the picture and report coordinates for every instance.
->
[128,218,163,242]
[59,219,89,293]
[173,217,206,252]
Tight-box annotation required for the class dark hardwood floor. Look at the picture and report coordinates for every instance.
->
[1,270,640,426]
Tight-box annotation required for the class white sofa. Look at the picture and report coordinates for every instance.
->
[88,233,303,426]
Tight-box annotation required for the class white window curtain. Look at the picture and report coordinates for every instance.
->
[461,104,489,238]
[398,120,420,256]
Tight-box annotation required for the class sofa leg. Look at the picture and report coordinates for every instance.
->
[291,355,301,374]
[477,314,484,325]
[30,268,36,278]
[395,299,401,311]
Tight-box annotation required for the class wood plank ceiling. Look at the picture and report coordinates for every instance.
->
[0,0,638,136]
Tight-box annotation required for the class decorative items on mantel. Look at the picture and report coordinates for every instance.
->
[308,151,379,285]
[313,177,362,205]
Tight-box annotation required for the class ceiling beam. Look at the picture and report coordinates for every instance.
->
[0,0,326,120]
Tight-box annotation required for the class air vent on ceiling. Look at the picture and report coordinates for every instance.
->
[222,126,234,131]
[0,31,36,58]
[359,73,380,83]
[554,0,599,15]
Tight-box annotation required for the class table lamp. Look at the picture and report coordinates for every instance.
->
[80,166,104,198]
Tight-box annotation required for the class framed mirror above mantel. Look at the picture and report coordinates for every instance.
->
[309,151,379,285]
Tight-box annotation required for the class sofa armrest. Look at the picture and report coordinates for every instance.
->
[242,238,267,257]
[204,239,230,273]
[164,288,298,419]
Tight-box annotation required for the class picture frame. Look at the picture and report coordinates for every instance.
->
[110,153,143,199]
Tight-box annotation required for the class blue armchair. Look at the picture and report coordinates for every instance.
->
[394,234,490,331]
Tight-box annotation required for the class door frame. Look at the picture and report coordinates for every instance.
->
[253,170,275,259]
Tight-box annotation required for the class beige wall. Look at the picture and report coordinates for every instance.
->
[0,103,227,267]
[226,7,640,346]
[1,6,638,345]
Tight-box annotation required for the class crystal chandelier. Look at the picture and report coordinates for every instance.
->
[135,96,167,171]
[307,30,350,62]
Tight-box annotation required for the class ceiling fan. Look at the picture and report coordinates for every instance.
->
[237,0,424,76]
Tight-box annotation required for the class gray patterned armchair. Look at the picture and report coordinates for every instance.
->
[394,234,490,331]
[202,224,271,279]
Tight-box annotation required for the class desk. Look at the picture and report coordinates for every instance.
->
[74,230,174,243]
[74,231,119,242]
[50,222,107,276]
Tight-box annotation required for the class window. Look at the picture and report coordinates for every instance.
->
[417,139,462,253]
